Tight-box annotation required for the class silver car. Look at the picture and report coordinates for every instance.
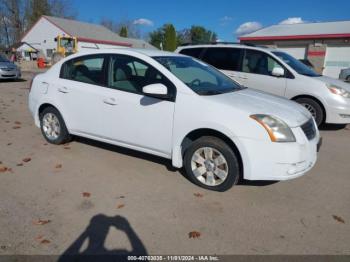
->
[339,68,350,82]
[0,54,21,80]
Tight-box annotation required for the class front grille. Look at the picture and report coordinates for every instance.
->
[301,118,316,140]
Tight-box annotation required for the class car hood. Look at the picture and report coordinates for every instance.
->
[206,88,312,128]
[318,76,350,92]
[0,62,16,68]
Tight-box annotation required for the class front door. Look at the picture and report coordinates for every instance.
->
[98,54,176,156]
[239,49,287,97]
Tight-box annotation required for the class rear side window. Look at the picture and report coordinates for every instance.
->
[60,55,107,86]
[179,48,204,58]
[201,47,242,71]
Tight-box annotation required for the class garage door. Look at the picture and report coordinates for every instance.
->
[277,46,307,59]
[323,46,350,78]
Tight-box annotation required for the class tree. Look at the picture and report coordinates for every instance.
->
[26,0,51,27]
[119,26,128,37]
[0,0,26,45]
[163,24,176,51]
[149,24,217,49]
[149,28,163,49]
[100,18,140,38]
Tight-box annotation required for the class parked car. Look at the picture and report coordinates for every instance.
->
[299,59,314,69]
[176,44,350,126]
[339,68,350,82]
[28,49,320,191]
[0,54,21,80]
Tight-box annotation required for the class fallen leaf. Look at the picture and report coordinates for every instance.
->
[17,163,23,167]
[32,219,51,225]
[35,235,43,241]
[188,231,201,239]
[7,168,13,173]
[82,192,91,198]
[55,164,62,169]
[5,121,10,123]
[194,193,204,198]
[12,126,21,129]
[63,146,71,150]
[14,121,21,125]
[43,143,48,146]
[40,239,51,244]
[332,215,345,224]
[0,166,8,173]
[22,157,31,163]
[7,143,12,146]
[117,204,125,209]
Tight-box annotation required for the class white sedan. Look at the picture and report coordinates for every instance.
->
[28,49,321,191]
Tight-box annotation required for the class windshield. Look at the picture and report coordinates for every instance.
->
[272,51,320,77]
[153,56,242,95]
[0,54,10,62]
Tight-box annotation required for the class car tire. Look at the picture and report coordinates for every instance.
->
[39,107,71,145]
[346,76,350,82]
[183,136,240,192]
[295,97,324,126]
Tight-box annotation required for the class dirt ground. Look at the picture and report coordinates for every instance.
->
[0,73,349,256]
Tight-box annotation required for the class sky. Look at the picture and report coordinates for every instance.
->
[72,0,350,40]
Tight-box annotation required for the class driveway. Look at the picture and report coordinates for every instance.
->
[0,73,349,256]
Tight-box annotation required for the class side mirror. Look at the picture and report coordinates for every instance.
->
[142,83,168,98]
[272,67,285,77]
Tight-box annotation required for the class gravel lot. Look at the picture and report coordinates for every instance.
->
[0,73,349,256]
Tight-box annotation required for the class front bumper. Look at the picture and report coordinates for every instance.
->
[0,69,21,79]
[239,125,320,181]
[325,96,350,124]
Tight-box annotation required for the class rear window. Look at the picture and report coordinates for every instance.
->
[202,47,242,71]
[179,48,204,58]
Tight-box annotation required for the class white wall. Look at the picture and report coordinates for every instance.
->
[21,17,66,59]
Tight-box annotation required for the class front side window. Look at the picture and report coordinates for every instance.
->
[272,51,320,77]
[242,50,284,76]
[153,56,242,95]
[202,47,242,71]
[61,55,106,85]
[109,55,175,98]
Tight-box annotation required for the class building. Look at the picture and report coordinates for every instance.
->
[20,16,155,60]
[240,21,350,78]
[15,42,39,61]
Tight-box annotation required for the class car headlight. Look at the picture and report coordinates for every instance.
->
[327,84,350,98]
[250,114,296,142]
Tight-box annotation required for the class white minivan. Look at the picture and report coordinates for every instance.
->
[176,44,350,126]
[29,49,320,191]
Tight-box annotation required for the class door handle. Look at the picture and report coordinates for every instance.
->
[227,73,237,78]
[58,86,69,93]
[103,98,117,105]
[239,76,248,80]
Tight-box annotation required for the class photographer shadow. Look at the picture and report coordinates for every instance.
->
[58,214,147,262]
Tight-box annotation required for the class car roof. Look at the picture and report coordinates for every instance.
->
[73,48,184,58]
[177,44,277,53]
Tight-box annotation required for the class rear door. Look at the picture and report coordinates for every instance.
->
[56,54,110,136]
[239,49,287,97]
[200,47,245,84]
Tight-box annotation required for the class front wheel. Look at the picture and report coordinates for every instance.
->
[40,107,71,144]
[184,136,240,192]
[295,97,324,126]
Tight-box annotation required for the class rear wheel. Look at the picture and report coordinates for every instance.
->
[184,136,240,192]
[40,107,71,144]
[295,97,324,126]
[346,76,350,82]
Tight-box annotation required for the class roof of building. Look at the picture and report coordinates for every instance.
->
[23,15,155,49]
[240,20,350,41]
